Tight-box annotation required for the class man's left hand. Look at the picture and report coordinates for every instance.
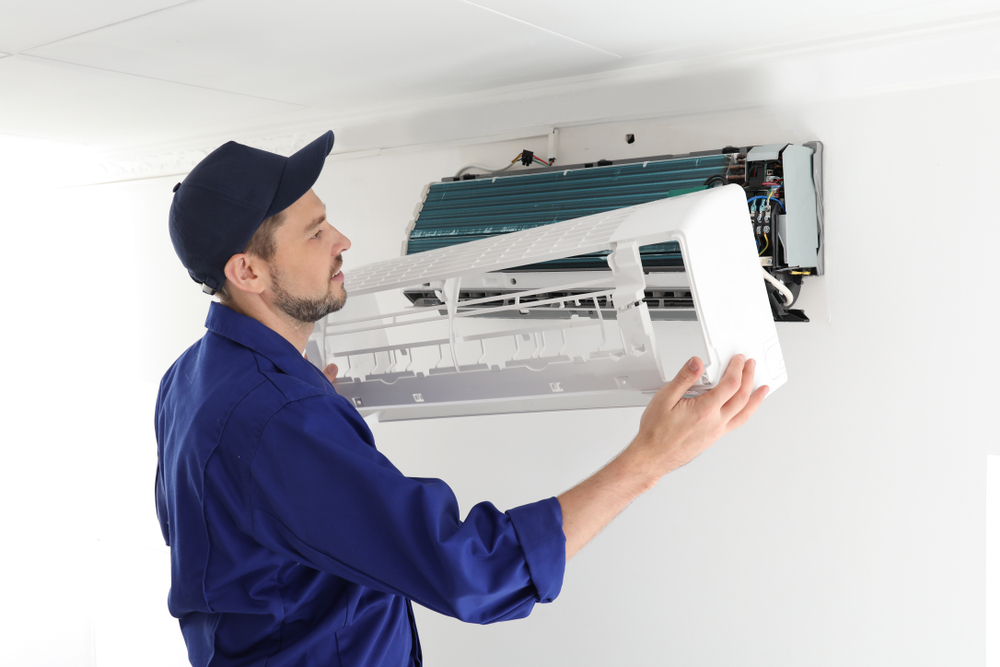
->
[323,363,339,384]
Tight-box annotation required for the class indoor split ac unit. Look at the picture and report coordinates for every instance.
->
[307,142,823,421]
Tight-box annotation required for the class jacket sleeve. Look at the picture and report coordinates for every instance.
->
[154,375,170,548]
[247,394,565,624]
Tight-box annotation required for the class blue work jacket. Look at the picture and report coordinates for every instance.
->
[155,302,566,666]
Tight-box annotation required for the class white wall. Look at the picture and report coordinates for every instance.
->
[4,72,998,667]
[323,80,1000,666]
[1,174,198,666]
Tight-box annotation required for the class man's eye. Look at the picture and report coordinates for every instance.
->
[311,230,322,239]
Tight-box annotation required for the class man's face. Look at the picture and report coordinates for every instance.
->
[266,189,351,324]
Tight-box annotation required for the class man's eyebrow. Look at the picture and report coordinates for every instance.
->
[304,212,326,233]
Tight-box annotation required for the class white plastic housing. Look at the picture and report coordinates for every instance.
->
[310,185,787,421]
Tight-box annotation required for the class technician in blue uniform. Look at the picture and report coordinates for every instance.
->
[156,131,768,667]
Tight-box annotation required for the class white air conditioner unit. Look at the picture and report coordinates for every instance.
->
[400,142,824,323]
[308,183,789,421]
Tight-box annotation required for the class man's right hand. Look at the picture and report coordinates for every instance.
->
[629,355,768,480]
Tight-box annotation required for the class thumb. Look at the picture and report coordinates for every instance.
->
[323,363,339,383]
[658,357,704,406]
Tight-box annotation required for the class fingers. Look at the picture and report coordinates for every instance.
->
[703,354,748,409]
[323,363,339,383]
[724,384,769,433]
[720,358,756,421]
[659,356,705,406]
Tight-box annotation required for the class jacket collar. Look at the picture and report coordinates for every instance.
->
[205,301,330,390]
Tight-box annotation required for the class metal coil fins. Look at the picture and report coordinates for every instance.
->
[406,153,731,271]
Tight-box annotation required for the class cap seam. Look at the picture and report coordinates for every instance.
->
[263,160,289,218]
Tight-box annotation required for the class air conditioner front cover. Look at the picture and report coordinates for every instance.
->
[311,185,787,421]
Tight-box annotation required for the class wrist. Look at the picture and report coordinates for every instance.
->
[614,438,663,495]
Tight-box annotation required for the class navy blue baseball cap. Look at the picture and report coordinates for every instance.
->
[169,130,335,294]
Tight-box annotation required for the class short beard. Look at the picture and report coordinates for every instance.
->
[271,263,347,324]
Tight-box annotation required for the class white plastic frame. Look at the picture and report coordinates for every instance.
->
[311,185,787,421]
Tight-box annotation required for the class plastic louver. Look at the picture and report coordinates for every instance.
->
[309,185,786,421]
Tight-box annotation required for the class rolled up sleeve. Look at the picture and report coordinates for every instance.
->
[247,394,566,624]
[506,498,565,603]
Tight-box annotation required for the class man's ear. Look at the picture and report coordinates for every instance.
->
[223,253,267,296]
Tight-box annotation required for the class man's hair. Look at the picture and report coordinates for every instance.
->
[216,210,287,301]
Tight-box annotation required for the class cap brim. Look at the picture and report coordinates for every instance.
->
[265,130,335,217]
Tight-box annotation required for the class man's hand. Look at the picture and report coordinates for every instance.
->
[558,355,768,560]
[322,363,339,384]
[630,355,768,478]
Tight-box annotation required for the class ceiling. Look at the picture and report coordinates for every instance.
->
[1,0,998,159]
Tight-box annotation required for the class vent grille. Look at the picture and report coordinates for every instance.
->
[407,153,732,270]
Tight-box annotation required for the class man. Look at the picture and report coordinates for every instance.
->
[156,131,767,667]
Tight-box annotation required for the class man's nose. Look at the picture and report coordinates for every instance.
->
[332,228,351,254]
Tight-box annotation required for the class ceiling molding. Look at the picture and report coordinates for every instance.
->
[84,131,321,185]
[91,146,210,183]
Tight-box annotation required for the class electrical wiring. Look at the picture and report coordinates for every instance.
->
[455,152,553,178]
[454,154,522,178]
[761,268,795,307]
[758,233,769,256]
[746,195,785,211]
